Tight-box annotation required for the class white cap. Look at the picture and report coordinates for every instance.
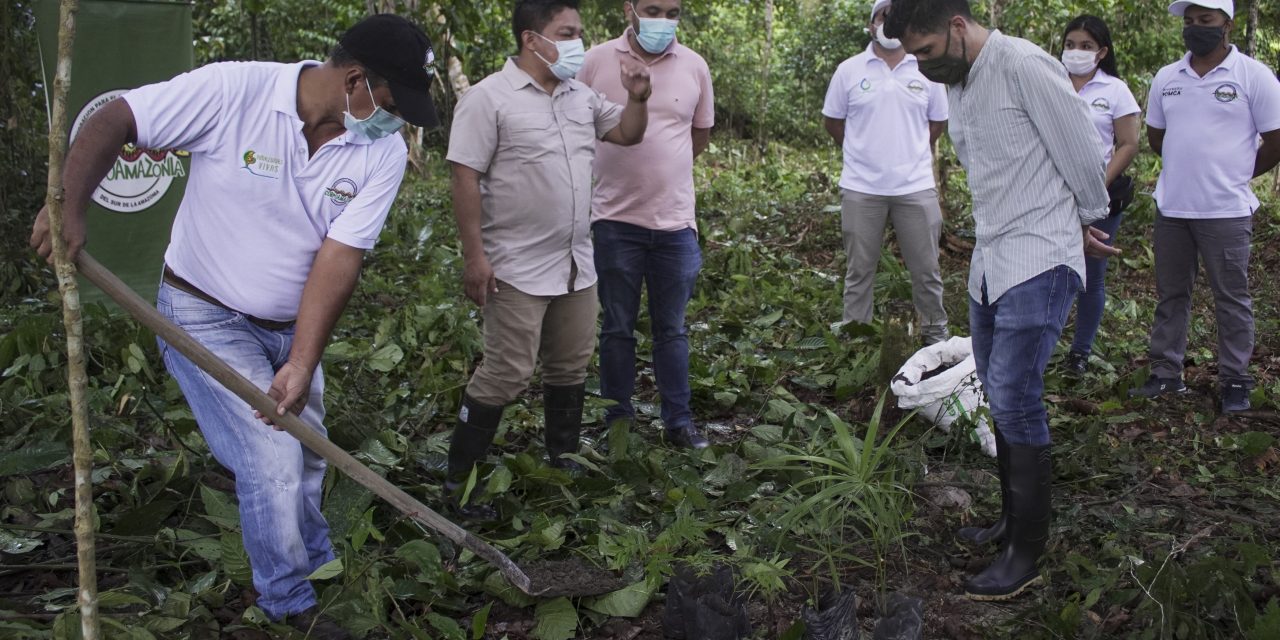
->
[1168,0,1234,18]
[872,0,891,19]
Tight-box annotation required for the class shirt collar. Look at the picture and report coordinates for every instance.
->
[272,61,318,116]
[863,42,917,68]
[501,57,578,96]
[1081,68,1114,89]
[1175,45,1240,76]
[967,29,1002,81]
[274,61,373,146]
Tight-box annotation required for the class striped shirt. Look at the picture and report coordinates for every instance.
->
[948,32,1109,303]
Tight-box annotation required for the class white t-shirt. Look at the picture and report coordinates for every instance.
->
[1147,47,1280,219]
[1076,70,1140,166]
[822,45,949,197]
[124,61,408,320]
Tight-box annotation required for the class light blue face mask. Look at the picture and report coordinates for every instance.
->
[343,78,405,140]
[631,4,678,54]
[532,32,586,80]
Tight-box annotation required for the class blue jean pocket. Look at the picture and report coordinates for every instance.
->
[159,286,243,331]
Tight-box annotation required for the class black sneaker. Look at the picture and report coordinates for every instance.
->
[286,606,352,639]
[1221,383,1251,413]
[664,425,710,450]
[1128,375,1187,399]
[1064,352,1088,376]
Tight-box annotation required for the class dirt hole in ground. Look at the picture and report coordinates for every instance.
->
[524,559,630,597]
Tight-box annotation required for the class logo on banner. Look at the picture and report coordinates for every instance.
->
[72,89,188,213]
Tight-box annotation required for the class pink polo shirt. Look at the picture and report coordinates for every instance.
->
[579,32,715,231]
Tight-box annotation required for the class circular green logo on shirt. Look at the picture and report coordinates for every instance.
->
[859,78,873,92]
[324,178,358,206]
[1213,83,1239,103]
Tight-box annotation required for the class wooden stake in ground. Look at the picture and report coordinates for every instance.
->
[42,0,100,638]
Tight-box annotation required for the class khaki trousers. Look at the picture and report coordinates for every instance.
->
[465,281,599,406]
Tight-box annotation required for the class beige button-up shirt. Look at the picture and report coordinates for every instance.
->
[447,58,624,296]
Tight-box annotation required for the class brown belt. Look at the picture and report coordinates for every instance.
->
[162,266,296,331]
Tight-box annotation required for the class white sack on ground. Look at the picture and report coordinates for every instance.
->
[889,336,995,457]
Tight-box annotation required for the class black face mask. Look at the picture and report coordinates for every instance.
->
[917,27,970,85]
[1183,24,1225,57]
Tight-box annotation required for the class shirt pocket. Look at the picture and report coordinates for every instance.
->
[562,106,599,156]
[502,111,557,163]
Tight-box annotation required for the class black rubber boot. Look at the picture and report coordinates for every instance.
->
[543,383,585,471]
[964,444,1051,601]
[956,429,1010,546]
[445,394,504,521]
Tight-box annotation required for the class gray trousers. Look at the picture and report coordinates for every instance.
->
[1149,213,1253,384]
[841,188,949,342]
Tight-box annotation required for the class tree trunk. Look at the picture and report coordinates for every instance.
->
[1244,0,1258,57]
[45,1,99,638]
[758,0,774,151]
[988,0,1006,30]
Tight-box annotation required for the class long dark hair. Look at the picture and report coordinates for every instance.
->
[1062,15,1119,77]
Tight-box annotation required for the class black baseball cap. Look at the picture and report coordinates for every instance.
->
[338,14,440,129]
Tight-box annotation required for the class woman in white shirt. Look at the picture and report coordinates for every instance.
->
[1060,15,1141,375]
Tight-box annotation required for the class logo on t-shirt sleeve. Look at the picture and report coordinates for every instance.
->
[324,178,359,206]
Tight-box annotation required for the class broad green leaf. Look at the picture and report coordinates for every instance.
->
[367,343,405,372]
[471,602,493,640]
[703,453,747,488]
[0,442,69,477]
[175,529,222,563]
[109,499,180,536]
[97,590,150,609]
[583,579,655,618]
[142,616,188,633]
[533,597,578,640]
[199,485,240,529]
[0,530,42,554]
[220,532,253,586]
[427,612,466,640]
[486,465,513,495]
[323,474,376,542]
[794,336,827,350]
[394,539,442,575]
[754,309,784,327]
[606,418,631,462]
[307,558,343,580]
[714,391,738,408]
[357,438,400,467]
[482,571,535,607]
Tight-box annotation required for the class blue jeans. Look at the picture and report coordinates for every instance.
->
[593,220,702,430]
[971,266,1081,447]
[1070,211,1123,356]
[156,283,333,620]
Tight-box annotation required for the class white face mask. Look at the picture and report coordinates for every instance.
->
[1061,49,1099,76]
[875,23,902,50]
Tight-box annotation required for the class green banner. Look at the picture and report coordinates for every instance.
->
[36,0,193,304]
